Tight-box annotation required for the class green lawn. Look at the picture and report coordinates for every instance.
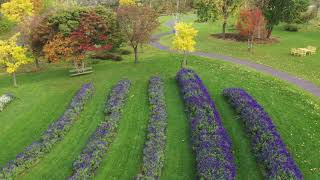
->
[159,14,320,86]
[0,46,319,179]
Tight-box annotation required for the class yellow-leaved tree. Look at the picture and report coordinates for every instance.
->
[119,0,136,7]
[0,0,34,23]
[0,33,33,87]
[172,22,198,68]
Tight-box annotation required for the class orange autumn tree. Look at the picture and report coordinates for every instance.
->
[237,8,267,51]
[43,34,74,64]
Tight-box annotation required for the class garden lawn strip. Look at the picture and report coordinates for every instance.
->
[160,77,196,180]
[68,79,131,179]
[0,83,94,179]
[176,68,236,179]
[0,93,15,112]
[223,88,303,179]
[136,76,167,179]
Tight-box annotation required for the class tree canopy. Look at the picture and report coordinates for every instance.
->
[117,5,159,63]
[172,22,198,67]
[0,0,34,22]
[251,0,309,37]
[0,33,33,86]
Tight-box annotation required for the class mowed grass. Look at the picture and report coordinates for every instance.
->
[0,46,319,179]
[159,14,320,86]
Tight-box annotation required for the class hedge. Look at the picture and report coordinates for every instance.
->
[136,76,167,179]
[176,69,236,179]
[223,88,302,180]
[0,83,94,179]
[68,79,131,179]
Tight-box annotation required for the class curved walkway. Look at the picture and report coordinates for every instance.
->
[150,20,320,97]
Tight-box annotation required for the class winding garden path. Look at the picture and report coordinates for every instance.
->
[150,20,320,97]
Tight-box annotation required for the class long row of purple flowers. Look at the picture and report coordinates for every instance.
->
[176,69,236,179]
[68,79,131,179]
[0,83,94,179]
[223,88,303,180]
[136,76,167,179]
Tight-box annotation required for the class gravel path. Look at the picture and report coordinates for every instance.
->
[150,20,320,97]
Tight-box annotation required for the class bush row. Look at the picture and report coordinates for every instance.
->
[0,93,15,112]
[223,88,303,180]
[176,69,236,179]
[0,83,94,179]
[136,76,167,179]
[68,79,131,179]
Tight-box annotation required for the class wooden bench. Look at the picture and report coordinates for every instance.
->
[69,67,93,73]
[307,46,317,55]
[70,71,93,77]
[291,48,299,56]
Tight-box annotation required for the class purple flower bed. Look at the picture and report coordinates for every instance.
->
[223,88,303,179]
[0,83,94,179]
[176,69,236,179]
[68,79,131,179]
[136,76,167,179]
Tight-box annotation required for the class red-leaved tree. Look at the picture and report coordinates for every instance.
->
[70,11,112,71]
[237,8,267,51]
[117,6,159,63]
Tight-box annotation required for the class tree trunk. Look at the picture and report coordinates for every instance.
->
[267,27,273,39]
[134,47,138,64]
[222,18,227,39]
[12,72,17,87]
[181,51,187,68]
[35,57,40,70]
[250,35,254,51]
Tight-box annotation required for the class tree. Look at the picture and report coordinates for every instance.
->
[119,0,135,6]
[172,22,198,68]
[0,0,34,23]
[47,6,124,49]
[217,0,243,39]
[43,12,112,72]
[237,8,267,51]
[117,6,159,63]
[31,0,44,14]
[43,33,75,64]
[0,33,33,87]
[251,0,309,38]
[20,14,54,69]
[69,12,112,71]
[195,0,218,22]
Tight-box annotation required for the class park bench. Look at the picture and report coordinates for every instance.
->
[291,48,299,56]
[69,67,93,73]
[291,48,306,56]
[69,67,93,77]
[307,46,317,55]
[291,46,317,57]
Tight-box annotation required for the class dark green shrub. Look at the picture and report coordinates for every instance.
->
[284,24,299,32]
[119,49,131,55]
[91,53,123,61]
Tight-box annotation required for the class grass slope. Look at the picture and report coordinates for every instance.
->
[0,46,319,179]
[159,14,320,86]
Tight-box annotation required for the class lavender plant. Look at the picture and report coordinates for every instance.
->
[223,88,303,180]
[176,69,236,179]
[68,79,131,179]
[0,93,15,112]
[136,76,167,180]
[0,83,94,180]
